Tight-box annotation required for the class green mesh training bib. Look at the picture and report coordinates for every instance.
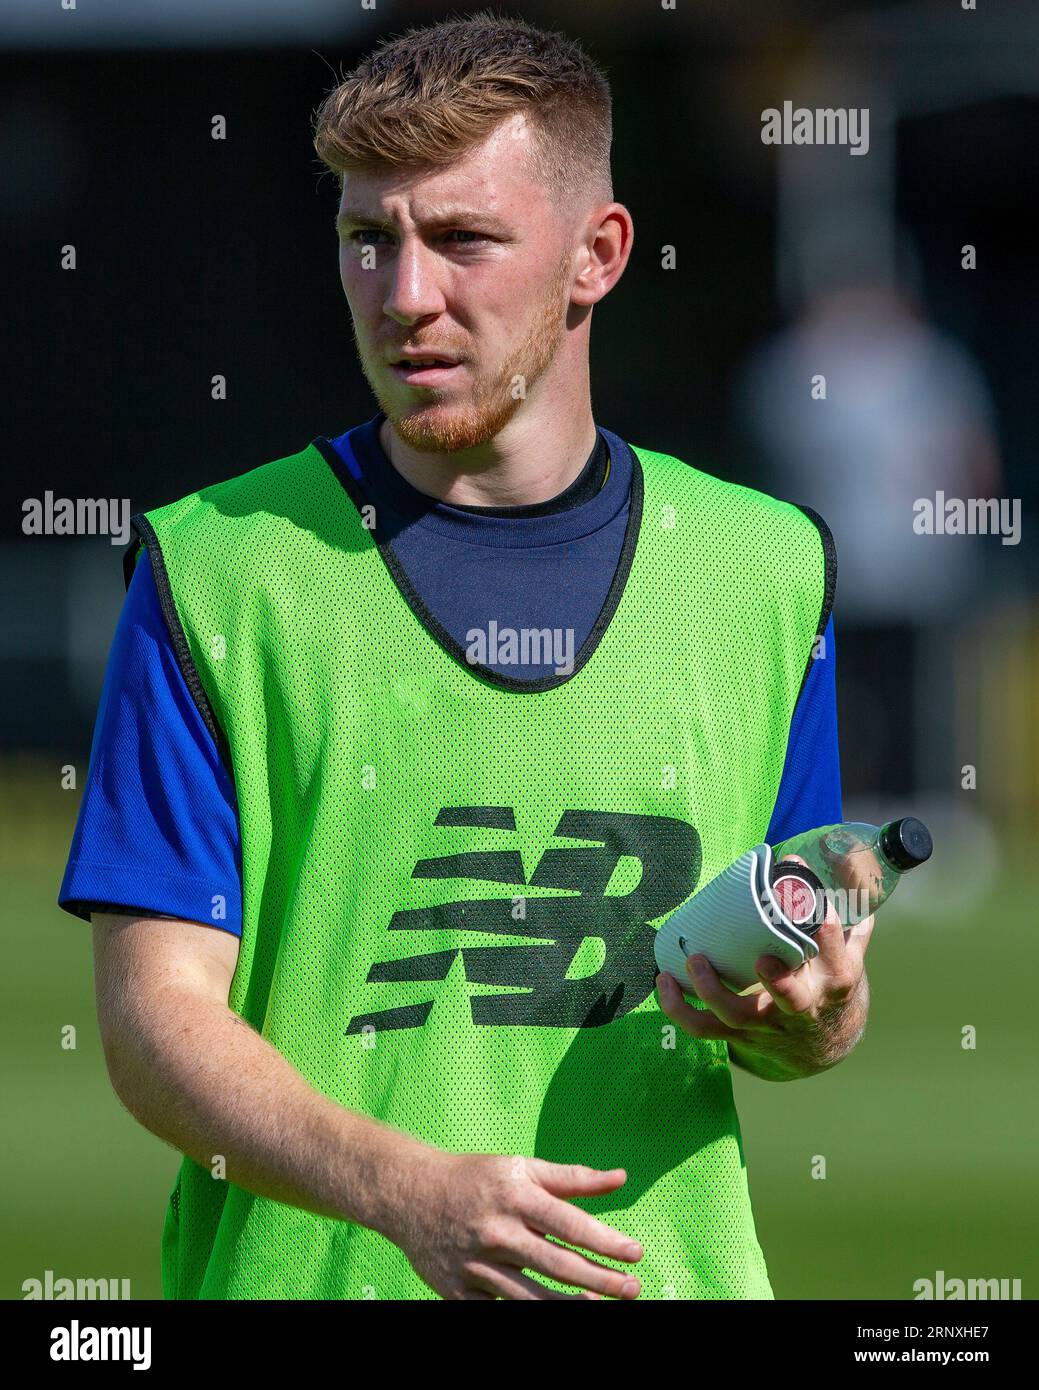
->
[128,430,834,1300]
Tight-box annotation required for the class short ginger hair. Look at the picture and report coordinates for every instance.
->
[313,9,613,207]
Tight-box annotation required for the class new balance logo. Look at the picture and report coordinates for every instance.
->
[347,807,701,1032]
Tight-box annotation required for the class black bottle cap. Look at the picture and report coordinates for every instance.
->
[879,817,933,872]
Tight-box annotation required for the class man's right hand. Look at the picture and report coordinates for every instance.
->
[385,1150,643,1300]
[91,913,643,1300]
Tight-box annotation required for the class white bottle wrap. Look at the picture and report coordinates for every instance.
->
[653,843,820,994]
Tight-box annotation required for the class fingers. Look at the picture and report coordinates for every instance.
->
[526,1157,628,1200]
[665,958,774,1031]
[476,1162,644,1299]
[753,914,873,1013]
[524,1170,645,1267]
[464,1262,607,1300]
[835,913,875,972]
[809,907,873,998]
[753,953,818,1014]
[781,851,875,975]
[655,970,744,1038]
[498,1236,641,1300]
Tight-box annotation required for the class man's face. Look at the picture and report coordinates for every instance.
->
[337,114,577,452]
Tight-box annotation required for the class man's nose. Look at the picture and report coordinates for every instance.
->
[383,238,446,325]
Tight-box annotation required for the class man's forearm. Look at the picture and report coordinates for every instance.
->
[727,973,870,1082]
[101,986,427,1240]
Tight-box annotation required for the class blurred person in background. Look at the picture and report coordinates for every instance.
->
[734,223,1001,799]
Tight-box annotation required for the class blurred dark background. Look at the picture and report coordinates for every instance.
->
[3,0,1038,1301]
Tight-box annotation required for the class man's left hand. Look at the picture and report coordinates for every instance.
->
[655,858,874,1081]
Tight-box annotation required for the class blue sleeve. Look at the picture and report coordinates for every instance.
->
[765,614,842,843]
[58,550,243,936]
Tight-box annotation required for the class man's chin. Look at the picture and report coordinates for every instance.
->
[382,391,521,453]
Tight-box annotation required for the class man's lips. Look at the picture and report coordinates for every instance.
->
[389,355,465,385]
[390,351,461,366]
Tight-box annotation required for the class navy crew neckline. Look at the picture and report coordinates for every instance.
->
[336,412,632,550]
[311,417,643,691]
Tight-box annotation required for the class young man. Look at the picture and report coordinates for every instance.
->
[60,13,866,1300]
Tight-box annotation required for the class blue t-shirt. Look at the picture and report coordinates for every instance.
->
[60,415,842,935]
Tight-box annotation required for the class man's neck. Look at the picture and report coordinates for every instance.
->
[377,408,599,508]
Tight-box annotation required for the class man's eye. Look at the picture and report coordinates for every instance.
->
[345,228,489,247]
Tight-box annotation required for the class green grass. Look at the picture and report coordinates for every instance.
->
[3,762,179,1300]
[3,758,1035,1299]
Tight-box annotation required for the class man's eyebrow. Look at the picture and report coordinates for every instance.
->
[335,207,512,235]
[336,208,392,232]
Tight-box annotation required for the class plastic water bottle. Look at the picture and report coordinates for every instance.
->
[770,817,933,929]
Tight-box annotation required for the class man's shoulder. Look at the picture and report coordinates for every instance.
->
[126,435,359,595]
[628,438,832,542]
[628,438,836,626]
[142,438,337,533]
